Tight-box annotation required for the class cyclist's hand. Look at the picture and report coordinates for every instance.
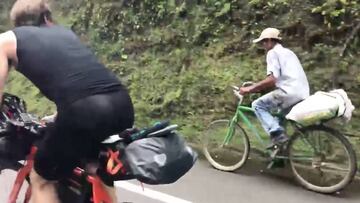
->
[239,86,251,95]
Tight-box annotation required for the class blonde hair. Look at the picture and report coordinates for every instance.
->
[10,0,52,27]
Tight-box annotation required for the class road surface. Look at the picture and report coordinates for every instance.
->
[1,159,359,203]
[115,159,360,203]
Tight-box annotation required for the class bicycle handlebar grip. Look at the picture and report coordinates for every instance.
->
[232,85,239,91]
[233,90,243,100]
[242,81,254,87]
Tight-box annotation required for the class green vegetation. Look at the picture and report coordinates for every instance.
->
[1,0,359,145]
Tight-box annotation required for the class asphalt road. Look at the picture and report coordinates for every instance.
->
[1,159,359,203]
[115,159,360,203]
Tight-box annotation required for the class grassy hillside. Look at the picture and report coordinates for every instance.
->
[67,0,360,138]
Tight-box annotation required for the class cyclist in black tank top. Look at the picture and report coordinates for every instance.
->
[0,1,134,202]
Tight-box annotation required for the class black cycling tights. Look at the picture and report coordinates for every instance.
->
[34,91,134,181]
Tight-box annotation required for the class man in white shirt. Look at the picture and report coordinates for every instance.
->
[239,27,310,148]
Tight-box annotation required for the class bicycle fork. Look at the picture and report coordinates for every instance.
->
[8,147,37,203]
[222,119,237,146]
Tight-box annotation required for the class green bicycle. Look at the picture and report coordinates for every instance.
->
[203,83,357,194]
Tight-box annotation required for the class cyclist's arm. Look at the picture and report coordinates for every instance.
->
[0,31,17,103]
[240,74,276,94]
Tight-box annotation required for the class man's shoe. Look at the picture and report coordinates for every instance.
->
[266,133,289,150]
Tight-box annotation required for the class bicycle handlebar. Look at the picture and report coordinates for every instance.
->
[242,81,254,87]
[232,81,254,104]
[0,112,45,138]
[232,87,244,103]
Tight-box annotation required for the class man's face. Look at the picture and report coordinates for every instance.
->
[261,39,275,51]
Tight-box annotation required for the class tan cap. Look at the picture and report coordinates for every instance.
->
[253,28,282,43]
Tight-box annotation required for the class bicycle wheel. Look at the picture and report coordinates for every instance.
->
[288,125,357,193]
[203,119,250,171]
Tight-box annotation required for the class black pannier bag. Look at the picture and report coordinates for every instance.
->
[102,122,198,185]
[124,132,197,185]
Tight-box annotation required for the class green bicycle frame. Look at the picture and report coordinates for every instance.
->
[221,99,294,158]
[223,101,266,146]
[221,99,312,159]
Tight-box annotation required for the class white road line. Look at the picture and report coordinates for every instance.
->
[115,181,193,203]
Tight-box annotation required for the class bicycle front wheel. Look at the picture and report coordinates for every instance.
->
[288,125,357,193]
[203,119,250,171]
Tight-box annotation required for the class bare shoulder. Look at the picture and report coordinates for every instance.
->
[0,31,16,43]
[0,31,16,47]
[0,31,17,59]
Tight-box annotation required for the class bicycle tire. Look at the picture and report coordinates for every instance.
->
[203,119,250,171]
[288,125,357,193]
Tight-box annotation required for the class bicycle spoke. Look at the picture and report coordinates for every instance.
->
[299,133,317,154]
[318,169,326,186]
[290,155,314,162]
[317,132,322,153]
[321,162,350,172]
[311,131,321,153]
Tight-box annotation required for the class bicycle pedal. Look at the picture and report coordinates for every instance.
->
[267,159,285,169]
[270,148,280,159]
[267,161,275,169]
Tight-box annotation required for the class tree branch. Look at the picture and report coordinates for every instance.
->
[340,20,360,57]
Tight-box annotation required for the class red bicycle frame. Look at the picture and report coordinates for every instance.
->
[7,146,113,203]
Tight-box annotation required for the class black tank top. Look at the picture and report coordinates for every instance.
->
[12,25,124,107]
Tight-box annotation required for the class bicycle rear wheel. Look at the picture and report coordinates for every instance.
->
[203,119,250,171]
[288,125,357,193]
